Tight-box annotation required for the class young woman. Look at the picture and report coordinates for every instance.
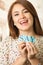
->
[0,0,43,65]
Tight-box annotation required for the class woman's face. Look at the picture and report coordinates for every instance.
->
[12,4,34,31]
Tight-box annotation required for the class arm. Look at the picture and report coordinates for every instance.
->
[28,57,42,65]
[26,42,43,65]
[0,40,9,65]
[12,42,27,65]
[12,55,26,65]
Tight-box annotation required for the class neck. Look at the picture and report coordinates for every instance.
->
[19,28,36,37]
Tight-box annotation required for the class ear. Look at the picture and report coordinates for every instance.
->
[14,23,16,26]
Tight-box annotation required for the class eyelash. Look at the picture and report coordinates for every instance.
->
[14,14,19,16]
[24,10,29,13]
[14,10,28,16]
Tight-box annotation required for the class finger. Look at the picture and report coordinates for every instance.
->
[26,42,34,54]
[26,45,31,54]
[22,46,27,53]
[18,42,26,49]
[26,45,34,59]
[18,42,26,54]
[28,42,38,54]
[26,43,36,59]
[29,42,38,54]
[19,46,27,56]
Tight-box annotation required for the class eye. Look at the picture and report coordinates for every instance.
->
[24,10,29,13]
[14,13,19,16]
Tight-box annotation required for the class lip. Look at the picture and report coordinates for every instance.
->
[19,19,28,25]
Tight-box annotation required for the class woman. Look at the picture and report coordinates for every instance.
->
[0,0,43,65]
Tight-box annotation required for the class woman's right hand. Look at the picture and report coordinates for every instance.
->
[12,42,27,65]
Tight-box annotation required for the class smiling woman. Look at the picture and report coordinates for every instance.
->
[11,3,34,34]
[8,0,43,39]
[0,0,43,65]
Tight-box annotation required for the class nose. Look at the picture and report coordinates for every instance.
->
[20,13,25,19]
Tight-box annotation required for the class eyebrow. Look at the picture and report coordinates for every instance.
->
[14,8,27,13]
[22,8,27,11]
[14,11,19,13]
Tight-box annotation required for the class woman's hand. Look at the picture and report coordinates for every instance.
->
[26,42,40,65]
[26,42,38,60]
[12,42,27,65]
[18,42,27,61]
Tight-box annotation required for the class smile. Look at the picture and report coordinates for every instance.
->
[19,19,28,25]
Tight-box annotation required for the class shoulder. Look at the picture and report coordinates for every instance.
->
[38,36,43,40]
[35,35,43,50]
[1,36,18,49]
[35,36,43,63]
[35,36,43,44]
[2,36,14,42]
[2,36,15,43]
[34,36,43,54]
[1,36,14,50]
[34,36,43,47]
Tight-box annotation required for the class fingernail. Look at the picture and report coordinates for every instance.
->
[26,42,29,46]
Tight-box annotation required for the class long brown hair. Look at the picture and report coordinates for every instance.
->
[8,0,43,39]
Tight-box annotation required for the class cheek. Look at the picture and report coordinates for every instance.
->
[27,18,33,28]
[12,16,18,24]
[27,14,33,25]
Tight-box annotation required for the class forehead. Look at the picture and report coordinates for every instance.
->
[12,3,26,12]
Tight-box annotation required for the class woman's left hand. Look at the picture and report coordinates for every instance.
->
[26,42,41,65]
[26,42,38,60]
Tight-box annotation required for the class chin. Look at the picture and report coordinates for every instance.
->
[18,25,31,31]
[20,27,30,31]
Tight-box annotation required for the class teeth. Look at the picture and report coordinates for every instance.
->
[20,19,28,24]
[21,21,26,24]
